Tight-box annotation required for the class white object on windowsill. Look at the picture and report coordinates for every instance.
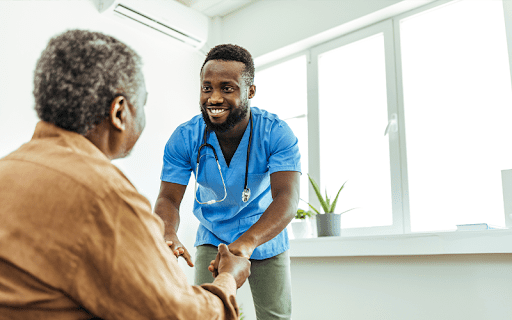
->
[291,218,312,239]
[502,169,512,228]
[456,223,506,231]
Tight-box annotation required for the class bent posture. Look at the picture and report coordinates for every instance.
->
[155,44,301,320]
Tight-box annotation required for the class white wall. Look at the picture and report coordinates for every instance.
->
[291,254,512,320]
[0,0,202,282]
[217,1,512,320]
[220,0,403,60]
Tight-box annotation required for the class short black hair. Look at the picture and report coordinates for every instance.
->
[33,29,142,135]
[201,44,254,86]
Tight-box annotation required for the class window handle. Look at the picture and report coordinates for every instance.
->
[384,113,398,136]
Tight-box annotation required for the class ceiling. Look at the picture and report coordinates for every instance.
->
[174,0,258,17]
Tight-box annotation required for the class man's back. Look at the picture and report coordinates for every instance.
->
[0,121,157,319]
[0,122,192,319]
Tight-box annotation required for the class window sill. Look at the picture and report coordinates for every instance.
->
[289,229,512,258]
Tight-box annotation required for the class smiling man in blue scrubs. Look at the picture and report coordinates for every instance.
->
[155,44,301,320]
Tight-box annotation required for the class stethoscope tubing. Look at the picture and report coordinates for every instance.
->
[194,149,227,205]
[194,112,253,205]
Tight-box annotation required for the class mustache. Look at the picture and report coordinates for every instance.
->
[200,101,249,133]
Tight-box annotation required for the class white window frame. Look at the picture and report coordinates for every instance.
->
[391,0,455,234]
[256,0,512,253]
[308,19,403,236]
[500,0,512,229]
[253,51,310,206]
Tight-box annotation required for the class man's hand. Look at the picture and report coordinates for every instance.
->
[209,244,251,289]
[227,240,255,259]
[208,239,254,279]
[165,233,194,267]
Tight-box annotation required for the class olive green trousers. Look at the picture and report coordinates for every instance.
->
[194,244,292,320]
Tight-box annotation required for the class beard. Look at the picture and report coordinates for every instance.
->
[200,99,250,133]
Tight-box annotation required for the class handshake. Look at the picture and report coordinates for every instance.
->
[208,243,251,288]
[167,238,251,289]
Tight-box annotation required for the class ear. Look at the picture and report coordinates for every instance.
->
[109,96,127,131]
[248,85,256,99]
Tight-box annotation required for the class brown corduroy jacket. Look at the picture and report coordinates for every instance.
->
[0,121,238,320]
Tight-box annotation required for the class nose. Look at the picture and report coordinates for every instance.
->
[208,90,223,105]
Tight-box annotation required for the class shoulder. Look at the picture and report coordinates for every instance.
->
[176,114,205,134]
[166,114,205,145]
[252,107,295,139]
[252,107,289,133]
[0,144,153,251]
[0,142,154,282]
[163,115,205,162]
[3,141,142,202]
[252,106,280,123]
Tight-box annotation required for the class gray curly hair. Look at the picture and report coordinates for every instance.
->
[33,29,142,135]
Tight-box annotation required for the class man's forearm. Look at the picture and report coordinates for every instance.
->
[235,193,297,251]
[210,273,237,296]
[154,197,180,236]
[200,273,239,319]
[231,171,300,257]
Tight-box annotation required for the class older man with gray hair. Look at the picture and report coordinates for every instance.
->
[0,29,250,320]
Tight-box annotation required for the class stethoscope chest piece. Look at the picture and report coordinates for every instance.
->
[242,188,251,202]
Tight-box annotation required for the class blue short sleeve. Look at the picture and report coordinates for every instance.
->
[160,126,193,186]
[268,120,301,175]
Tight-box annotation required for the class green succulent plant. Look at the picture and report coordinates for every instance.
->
[304,174,356,215]
[239,304,245,320]
[295,208,314,220]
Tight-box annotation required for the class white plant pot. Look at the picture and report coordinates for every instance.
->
[291,218,312,239]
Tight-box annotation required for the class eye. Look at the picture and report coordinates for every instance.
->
[202,85,211,92]
[223,86,234,93]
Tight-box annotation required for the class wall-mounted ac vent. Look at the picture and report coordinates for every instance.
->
[99,0,208,50]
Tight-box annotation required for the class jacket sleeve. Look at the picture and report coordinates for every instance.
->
[69,189,239,320]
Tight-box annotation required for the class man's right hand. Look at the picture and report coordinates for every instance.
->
[165,233,194,267]
[211,244,251,289]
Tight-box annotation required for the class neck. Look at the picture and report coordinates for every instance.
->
[83,120,121,160]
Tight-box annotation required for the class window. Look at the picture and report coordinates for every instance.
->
[252,55,309,203]
[399,0,512,232]
[317,33,393,229]
[256,0,512,235]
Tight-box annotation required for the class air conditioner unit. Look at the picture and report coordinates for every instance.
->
[99,0,209,50]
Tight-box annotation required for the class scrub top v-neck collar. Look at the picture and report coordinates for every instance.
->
[208,120,252,182]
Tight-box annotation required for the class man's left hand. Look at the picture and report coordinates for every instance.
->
[227,240,254,259]
[208,240,254,278]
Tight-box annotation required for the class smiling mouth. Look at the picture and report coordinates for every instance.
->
[208,108,228,117]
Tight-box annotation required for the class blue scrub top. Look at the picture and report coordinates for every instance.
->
[161,107,301,259]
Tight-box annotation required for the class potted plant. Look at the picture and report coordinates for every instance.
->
[304,174,356,237]
[291,208,315,239]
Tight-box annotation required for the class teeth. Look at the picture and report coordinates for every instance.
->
[210,109,225,114]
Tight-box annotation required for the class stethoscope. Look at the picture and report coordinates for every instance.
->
[194,113,253,205]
